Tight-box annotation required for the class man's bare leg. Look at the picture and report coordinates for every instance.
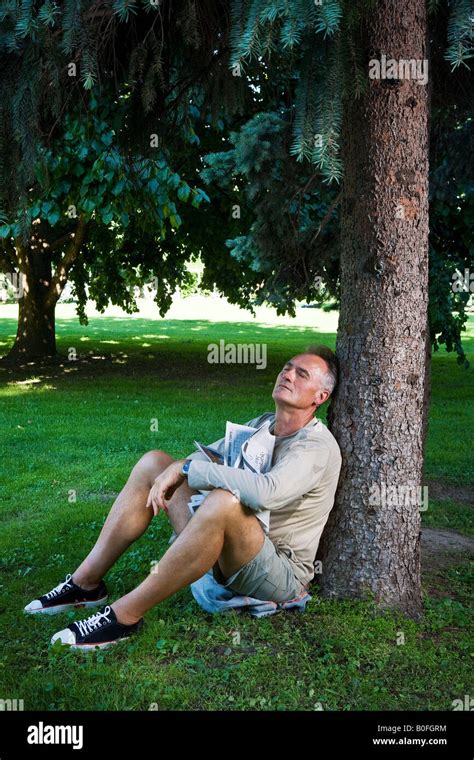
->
[112,489,265,625]
[72,450,195,590]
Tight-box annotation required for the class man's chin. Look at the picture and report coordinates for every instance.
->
[272,390,294,405]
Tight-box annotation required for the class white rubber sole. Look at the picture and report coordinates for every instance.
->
[57,638,126,651]
[24,596,108,616]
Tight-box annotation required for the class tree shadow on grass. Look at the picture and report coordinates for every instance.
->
[0,318,336,388]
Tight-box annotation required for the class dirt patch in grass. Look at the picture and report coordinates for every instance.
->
[421,527,473,571]
[426,479,474,505]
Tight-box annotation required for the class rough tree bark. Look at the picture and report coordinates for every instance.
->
[9,244,57,360]
[319,0,429,617]
[2,217,87,363]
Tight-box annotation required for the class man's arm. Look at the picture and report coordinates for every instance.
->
[187,438,331,512]
[146,414,273,514]
[184,435,225,464]
[183,413,271,464]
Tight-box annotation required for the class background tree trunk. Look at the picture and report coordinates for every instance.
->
[3,217,86,363]
[7,249,57,361]
[11,282,57,360]
[319,0,429,617]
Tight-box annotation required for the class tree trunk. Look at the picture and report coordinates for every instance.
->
[3,218,87,363]
[319,0,429,617]
[6,250,57,361]
[10,280,57,360]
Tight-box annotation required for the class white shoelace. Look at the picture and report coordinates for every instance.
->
[75,606,112,638]
[45,573,73,599]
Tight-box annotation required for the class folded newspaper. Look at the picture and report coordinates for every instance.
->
[168,420,275,544]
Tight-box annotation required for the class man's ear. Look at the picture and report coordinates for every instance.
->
[315,390,330,406]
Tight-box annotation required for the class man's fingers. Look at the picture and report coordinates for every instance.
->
[156,487,166,510]
[153,486,166,513]
[147,488,159,515]
[148,476,176,516]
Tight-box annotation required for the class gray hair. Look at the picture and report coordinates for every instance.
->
[305,345,338,395]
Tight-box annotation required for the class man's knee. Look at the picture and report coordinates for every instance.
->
[141,449,173,466]
[133,449,174,484]
[200,489,245,520]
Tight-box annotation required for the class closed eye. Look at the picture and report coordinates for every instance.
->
[282,362,310,380]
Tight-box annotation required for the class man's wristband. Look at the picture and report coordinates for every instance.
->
[181,459,191,476]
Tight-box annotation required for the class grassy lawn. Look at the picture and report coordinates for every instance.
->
[0,306,472,711]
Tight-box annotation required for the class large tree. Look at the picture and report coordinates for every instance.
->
[0,0,274,362]
[320,0,430,614]
[1,1,470,362]
[0,90,214,360]
[198,0,472,616]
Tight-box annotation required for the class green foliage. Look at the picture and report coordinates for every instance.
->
[0,88,211,320]
[444,0,474,68]
[201,0,472,360]
[112,0,139,23]
[429,248,471,368]
[0,0,237,218]
[228,0,471,184]
[229,0,344,182]
[202,99,472,363]
[428,110,473,367]
[202,111,340,314]
[0,0,471,361]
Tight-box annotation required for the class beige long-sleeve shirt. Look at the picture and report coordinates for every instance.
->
[186,412,342,587]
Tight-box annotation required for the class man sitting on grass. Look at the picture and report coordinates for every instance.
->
[24,345,342,650]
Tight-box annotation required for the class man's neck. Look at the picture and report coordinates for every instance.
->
[273,407,316,437]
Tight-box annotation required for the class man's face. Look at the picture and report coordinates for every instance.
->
[272,354,330,411]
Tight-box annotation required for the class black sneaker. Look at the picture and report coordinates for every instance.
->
[24,573,108,615]
[50,605,144,650]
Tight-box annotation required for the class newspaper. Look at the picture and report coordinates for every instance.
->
[168,420,275,544]
[224,421,256,466]
[190,420,274,531]
[192,441,224,464]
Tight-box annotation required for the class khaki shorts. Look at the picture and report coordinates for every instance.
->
[212,534,306,603]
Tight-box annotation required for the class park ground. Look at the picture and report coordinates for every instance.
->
[0,297,472,711]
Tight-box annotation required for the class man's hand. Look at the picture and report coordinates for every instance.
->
[146,460,186,516]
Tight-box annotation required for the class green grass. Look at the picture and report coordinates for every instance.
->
[0,310,472,711]
[422,499,473,537]
[425,338,474,485]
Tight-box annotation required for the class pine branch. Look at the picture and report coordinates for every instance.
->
[445,0,473,69]
[164,45,230,111]
[310,191,341,244]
